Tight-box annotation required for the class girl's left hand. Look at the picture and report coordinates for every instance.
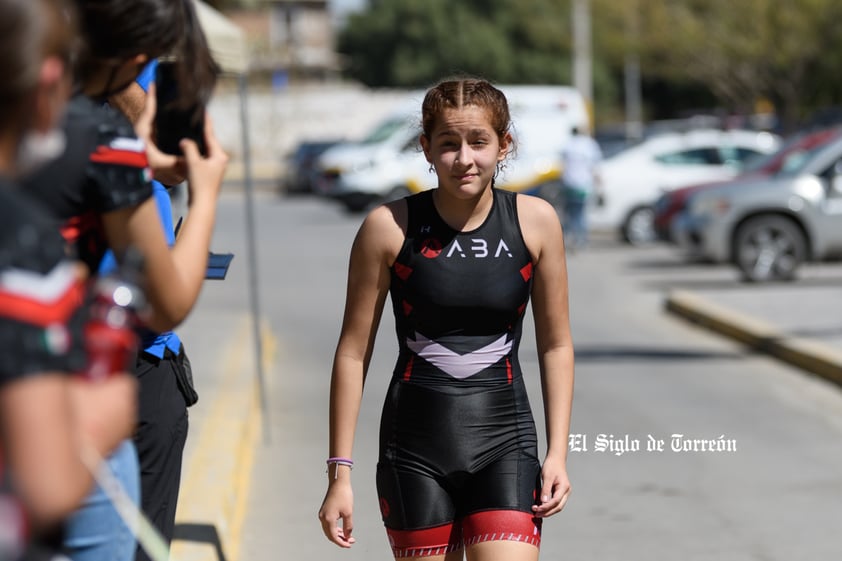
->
[531,454,570,518]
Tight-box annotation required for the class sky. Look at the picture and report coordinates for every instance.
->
[330,0,367,17]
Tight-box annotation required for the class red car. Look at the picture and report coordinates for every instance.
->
[653,126,842,242]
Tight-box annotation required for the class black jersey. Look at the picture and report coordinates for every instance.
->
[377,189,542,536]
[0,182,89,559]
[0,183,87,383]
[388,188,534,388]
[20,94,153,273]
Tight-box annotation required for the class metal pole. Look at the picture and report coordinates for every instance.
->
[572,0,594,127]
[624,0,644,141]
[238,73,271,445]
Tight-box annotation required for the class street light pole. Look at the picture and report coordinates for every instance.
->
[572,0,594,129]
[624,0,644,141]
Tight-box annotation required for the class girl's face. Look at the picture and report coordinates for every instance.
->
[421,105,510,200]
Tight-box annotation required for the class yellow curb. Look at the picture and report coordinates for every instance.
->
[665,289,842,386]
[170,316,276,561]
[771,336,842,386]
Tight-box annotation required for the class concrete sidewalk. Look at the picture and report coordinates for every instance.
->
[665,279,842,387]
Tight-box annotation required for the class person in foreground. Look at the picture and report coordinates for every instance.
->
[21,2,226,558]
[319,77,575,560]
[0,0,137,556]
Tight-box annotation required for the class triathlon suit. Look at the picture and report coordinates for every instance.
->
[19,93,152,559]
[0,183,88,560]
[377,188,543,558]
[20,94,153,273]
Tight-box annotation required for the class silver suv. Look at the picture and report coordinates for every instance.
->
[676,133,842,281]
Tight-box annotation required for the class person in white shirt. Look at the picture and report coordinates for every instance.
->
[560,126,602,250]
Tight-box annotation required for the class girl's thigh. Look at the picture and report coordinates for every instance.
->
[466,539,539,561]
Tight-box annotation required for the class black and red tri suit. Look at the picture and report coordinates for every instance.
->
[377,188,543,557]
[0,181,88,560]
[20,94,153,274]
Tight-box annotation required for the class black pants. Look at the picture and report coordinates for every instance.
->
[133,347,189,561]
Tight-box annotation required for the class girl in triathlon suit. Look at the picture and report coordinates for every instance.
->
[319,78,575,560]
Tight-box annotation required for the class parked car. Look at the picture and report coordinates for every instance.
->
[314,85,589,212]
[279,139,344,195]
[312,90,427,211]
[676,133,842,281]
[653,127,842,242]
[588,128,781,245]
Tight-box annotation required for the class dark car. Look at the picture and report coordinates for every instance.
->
[279,139,344,195]
[653,126,842,242]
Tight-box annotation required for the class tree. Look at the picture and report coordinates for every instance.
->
[338,0,842,129]
[337,0,573,87]
[593,0,842,131]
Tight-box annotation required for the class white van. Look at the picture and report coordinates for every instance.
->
[314,85,588,212]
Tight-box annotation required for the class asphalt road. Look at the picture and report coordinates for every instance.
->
[176,191,842,561]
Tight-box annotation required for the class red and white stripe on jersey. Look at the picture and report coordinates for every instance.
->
[89,135,149,170]
[0,261,85,328]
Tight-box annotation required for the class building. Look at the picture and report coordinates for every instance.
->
[227,0,339,81]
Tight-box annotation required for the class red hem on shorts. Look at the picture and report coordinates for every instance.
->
[386,510,542,557]
[462,509,542,549]
[387,523,463,558]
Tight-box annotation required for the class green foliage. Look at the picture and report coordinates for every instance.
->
[339,0,842,128]
[338,0,574,87]
[592,0,842,129]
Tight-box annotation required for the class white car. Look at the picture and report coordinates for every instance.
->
[588,128,781,244]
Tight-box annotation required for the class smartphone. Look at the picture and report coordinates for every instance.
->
[154,60,206,156]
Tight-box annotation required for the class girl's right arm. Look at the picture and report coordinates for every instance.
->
[318,201,404,548]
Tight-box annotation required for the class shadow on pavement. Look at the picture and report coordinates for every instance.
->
[173,523,228,561]
[623,256,716,270]
[574,344,744,363]
[643,276,842,291]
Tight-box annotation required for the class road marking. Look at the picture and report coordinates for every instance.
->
[171,315,277,561]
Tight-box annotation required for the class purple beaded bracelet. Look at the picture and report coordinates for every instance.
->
[326,457,354,478]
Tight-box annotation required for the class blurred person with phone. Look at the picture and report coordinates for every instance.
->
[102,58,205,560]
[0,0,138,559]
[20,1,226,559]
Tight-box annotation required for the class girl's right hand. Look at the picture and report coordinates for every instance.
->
[318,480,356,548]
[180,113,228,207]
[135,83,228,200]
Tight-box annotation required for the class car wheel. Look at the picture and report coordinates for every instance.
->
[622,206,656,245]
[733,215,806,282]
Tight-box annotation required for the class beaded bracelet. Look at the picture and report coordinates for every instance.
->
[326,457,354,479]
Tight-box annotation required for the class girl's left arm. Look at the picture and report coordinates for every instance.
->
[518,195,574,518]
